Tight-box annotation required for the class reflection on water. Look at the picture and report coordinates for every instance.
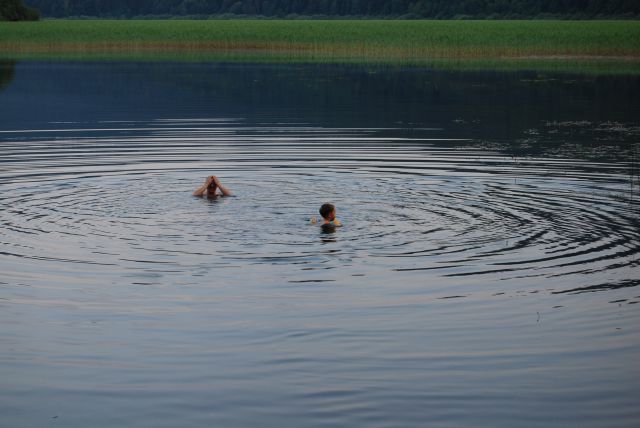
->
[2,61,639,142]
[0,60,16,92]
[320,223,338,235]
[0,62,639,428]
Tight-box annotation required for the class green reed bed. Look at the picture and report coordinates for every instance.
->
[1,20,639,73]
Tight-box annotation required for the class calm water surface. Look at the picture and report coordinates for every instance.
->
[1,62,639,427]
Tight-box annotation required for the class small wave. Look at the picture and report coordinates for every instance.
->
[0,119,637,299]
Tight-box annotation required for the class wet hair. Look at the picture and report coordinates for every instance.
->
[319,203,335,220]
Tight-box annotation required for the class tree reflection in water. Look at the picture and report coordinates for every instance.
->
[0,60,16,93]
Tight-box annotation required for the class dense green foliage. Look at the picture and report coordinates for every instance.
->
[3,19,639,52]
[1,0,39,21]
[24,0,640,19]
[2,20,638,74]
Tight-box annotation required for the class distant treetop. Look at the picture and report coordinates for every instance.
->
[23,0,640,19]
[1,0,39,20]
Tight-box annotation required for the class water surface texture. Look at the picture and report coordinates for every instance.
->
[1,62,639,427]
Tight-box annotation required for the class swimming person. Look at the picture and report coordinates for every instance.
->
[193,175,232,197]
[311,203,342,227]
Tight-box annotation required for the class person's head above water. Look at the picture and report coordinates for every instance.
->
[319,203,336,221]
[310,203,341,227]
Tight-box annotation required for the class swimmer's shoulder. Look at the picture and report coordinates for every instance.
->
[309,216,342,226]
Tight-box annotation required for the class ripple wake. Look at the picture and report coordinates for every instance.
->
[0,118,638,297]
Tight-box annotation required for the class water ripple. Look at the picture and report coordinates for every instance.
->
[0,118,638,297]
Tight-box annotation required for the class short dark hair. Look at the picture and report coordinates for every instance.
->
[319,203,335,219]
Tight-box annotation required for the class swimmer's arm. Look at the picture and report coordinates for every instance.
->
[214,177,233,196]
[193,176,214,197]
[193,185,207,197]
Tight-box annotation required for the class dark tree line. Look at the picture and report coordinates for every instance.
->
[1,0,39,20]
[24,0,640,19]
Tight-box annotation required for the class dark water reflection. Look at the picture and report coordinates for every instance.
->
[0,62,639,428]
[0,60,16,92]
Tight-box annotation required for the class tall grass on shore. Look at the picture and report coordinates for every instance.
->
[1,20,639,72]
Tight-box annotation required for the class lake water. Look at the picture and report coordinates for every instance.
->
[1,61,639,427]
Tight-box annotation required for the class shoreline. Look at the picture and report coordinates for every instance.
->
[1,20,639,74]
